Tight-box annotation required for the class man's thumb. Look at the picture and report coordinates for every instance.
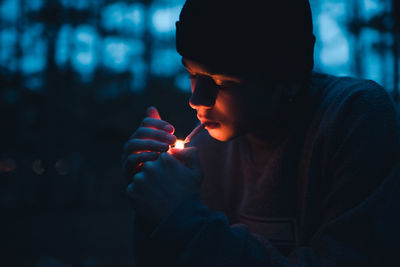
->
[146,106,161,120]
[171,147,201,172]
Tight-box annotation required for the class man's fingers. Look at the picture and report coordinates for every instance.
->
[126,152,159,165]
[132,127,176,144]
[146,106,161,120]
[141,117,175,133]
[123,152,159,175]
[124,139,170,154]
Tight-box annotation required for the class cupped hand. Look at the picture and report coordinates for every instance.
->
[122,106,177,181]
[127,147,202,231]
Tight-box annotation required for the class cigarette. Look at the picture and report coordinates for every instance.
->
[184,123,206,143]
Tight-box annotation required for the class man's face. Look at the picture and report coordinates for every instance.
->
[182,57,282,142]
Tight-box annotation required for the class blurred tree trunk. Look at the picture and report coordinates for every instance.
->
[393,0,399,101]
[13,0,24,209]
[350,0,363,78]
[39,0,63,209]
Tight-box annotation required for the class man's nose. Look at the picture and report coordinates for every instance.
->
[189,76,218,109]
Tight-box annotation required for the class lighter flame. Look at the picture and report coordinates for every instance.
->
[174,140,185,149]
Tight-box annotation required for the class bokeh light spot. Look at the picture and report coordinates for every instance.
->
[0,158,16,173]
[149,5,181,37]
[32,159,45,175]
[55,159,69,176]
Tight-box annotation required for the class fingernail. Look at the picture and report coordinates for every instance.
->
[167,135,176,143]
[164,125,174,132]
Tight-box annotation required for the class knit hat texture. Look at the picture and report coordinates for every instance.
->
[176,0,315,78]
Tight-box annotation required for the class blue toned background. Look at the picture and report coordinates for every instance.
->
[1,0,399,266]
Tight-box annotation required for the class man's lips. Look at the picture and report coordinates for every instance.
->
[204,122,220,129]
[197,116,220,129]
[197,115,216,124]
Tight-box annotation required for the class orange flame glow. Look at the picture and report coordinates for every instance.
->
[174,140,185,149]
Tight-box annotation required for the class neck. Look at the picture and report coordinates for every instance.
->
[245,129,285,152]
[245,79,311,149]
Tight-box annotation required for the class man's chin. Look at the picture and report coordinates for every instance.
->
[206,127,239,142]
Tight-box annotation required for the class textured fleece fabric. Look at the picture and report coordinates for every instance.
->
[131,72,400,267]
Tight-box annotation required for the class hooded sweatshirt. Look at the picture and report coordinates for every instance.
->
[131,72,400,267]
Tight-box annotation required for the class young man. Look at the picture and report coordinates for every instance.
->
[122,0,400,266]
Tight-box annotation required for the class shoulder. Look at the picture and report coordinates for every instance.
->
[311,72,396,114]
[304,72,400,175]
[309,72,398,132]
[304,74,399,221]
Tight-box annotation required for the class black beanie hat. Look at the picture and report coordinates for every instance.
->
[176,0,316,79]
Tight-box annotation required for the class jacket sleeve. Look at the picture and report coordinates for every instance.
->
[132,164,400,267]
[132,83,400,267]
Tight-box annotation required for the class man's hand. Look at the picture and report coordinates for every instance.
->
[121,106,176,181]
[127,147,202,231]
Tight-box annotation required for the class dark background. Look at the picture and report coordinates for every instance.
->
[1,0,399,266]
